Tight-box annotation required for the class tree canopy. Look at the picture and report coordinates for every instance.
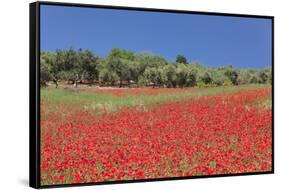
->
[40,48,272,88]
[176,55,188,64]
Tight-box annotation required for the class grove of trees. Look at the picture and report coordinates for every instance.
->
[40,47,272,88]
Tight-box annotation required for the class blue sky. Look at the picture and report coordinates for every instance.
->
[40,5,272,68]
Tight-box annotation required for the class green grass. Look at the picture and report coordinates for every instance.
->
[41,84,270,114]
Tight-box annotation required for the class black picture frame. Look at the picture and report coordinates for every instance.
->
[29,1,274,189]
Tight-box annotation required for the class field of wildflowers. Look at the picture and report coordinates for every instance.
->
[40,85,272,185]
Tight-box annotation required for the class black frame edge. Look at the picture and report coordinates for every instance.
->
[30,2,40,189]
[30,1,274,189]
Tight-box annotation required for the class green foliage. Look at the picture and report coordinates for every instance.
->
[176,55,188,64]
[78,49,99,82]
[222,79,233,86]
[223,65,238,85]
[40,52,57,87]
[40,56,52,87]
[41,48,99,88]
[99,68,118,85]
[40,48,272,88]
[258,71,269,84]
[267,68,272,84]
[109,48,135,61]
[143,67,166,87]
[200,72,213,85]
[105,49,132,87]
[176,63,196,87]
[237,70,251,85]
[196,80,206,88]
[163,64,177,87]
[210,70,229,86]
[250,75,259,84]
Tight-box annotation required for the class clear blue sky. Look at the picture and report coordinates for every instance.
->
[40,5,272,69]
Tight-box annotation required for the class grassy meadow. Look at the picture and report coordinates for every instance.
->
[41,84,271,115]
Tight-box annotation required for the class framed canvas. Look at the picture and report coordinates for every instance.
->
[29,1,274,188]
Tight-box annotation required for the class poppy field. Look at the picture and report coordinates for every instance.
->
[40,85,272,185]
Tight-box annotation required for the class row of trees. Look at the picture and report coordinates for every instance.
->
[41,48,272,88]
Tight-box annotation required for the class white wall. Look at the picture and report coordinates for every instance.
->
[0,0,279,189]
